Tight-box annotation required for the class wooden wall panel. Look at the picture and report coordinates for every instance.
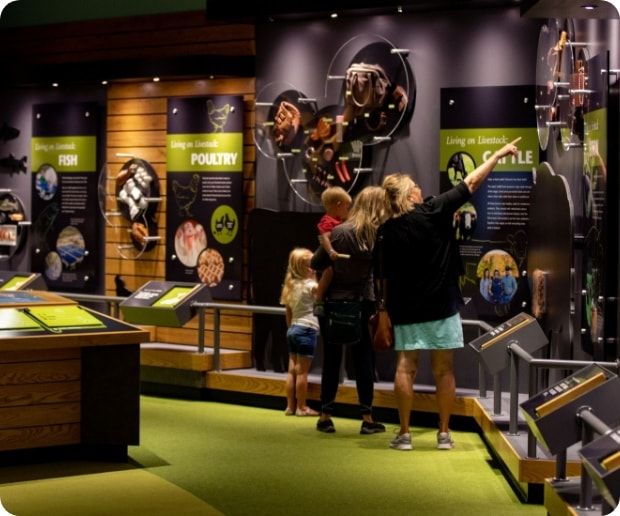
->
[106,76,256,355]
[0,11,255,68]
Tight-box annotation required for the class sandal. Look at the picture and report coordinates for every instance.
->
[296,407,319,416]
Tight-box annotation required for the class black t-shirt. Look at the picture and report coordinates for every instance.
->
[375,182,471,324]
[311,223,374,301]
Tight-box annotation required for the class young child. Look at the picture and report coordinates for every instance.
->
[280,248,320,416]
[314,186,352,315]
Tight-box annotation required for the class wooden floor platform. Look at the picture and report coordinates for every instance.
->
[141,343,252,371]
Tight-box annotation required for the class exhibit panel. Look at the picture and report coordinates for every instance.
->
[30,102,101,292]
[166,95,245,300]
[440,85,539,325]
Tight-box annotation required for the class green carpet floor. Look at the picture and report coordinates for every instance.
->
[0,395,546,515]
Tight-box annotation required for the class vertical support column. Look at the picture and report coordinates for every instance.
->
[213,308,221,371]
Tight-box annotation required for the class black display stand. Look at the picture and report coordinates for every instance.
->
[0,271,46,290]
[580,425,620,508]
[120,280,212,327]
[468,312,548,375]
[520,364,620,455]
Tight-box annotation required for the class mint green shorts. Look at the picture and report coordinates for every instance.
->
[394,313,464,351]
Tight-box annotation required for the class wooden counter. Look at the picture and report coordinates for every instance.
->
[0,292,149,457]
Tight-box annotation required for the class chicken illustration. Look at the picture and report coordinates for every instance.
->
[207,100,231,132]
[214,212,236,236]
[172,174,200,217]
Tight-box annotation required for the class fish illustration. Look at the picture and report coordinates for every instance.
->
[0,122,19,142]
[0,154,27,174]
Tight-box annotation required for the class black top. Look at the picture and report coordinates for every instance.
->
[375,181,471,324]
[311,222,374,302]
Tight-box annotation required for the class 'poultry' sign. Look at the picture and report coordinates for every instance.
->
[165,95,244,300]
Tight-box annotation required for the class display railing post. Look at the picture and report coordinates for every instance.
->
[198,307,206,354]
[213,308,221,371]
[508,344,519,435]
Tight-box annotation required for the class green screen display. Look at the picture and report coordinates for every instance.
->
[152,287,194,308]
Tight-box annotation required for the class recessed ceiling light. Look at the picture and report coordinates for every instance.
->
[330,12,338,19]
[52,83,59,87]
[101,80,108,85]
[153,77,160,82]
[397,5,403,13]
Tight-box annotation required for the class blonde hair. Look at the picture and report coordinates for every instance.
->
[279,247,313,306]
[382,173,416,218]
[321,186,352,210]
[344,186,386,251]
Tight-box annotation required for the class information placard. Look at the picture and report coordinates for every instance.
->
[166,96,244,300]
[440,86,538,324]
[30,102,100,292]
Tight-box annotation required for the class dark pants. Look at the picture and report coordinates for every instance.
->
[320,300,375,416]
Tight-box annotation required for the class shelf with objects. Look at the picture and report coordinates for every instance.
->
[0,190,30,263]
[0,290,149,459]
[98,155,162,260]
[535,18,593,152]
[254,33,415,206]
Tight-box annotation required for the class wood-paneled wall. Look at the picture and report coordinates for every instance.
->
[0,10,259,357]
[106,78,256,351]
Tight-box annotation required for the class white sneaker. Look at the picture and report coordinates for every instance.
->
[437,431,454,450]
[389,432,412,451]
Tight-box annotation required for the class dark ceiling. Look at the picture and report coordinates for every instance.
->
[205,0,524,21]
[204,0,618,20]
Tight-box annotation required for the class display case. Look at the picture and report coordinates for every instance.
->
[0,290,149,456]
[520,364,620,455]
[120,280,212,327]
[468,312,548,374]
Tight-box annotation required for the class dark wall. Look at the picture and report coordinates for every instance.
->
[255,7,542,211]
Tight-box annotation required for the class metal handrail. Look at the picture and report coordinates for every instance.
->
[192,302,286,371]
[191,303,494,372]
[54,291,127,318]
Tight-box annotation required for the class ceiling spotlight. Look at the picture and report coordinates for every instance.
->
[52,82,59,87]
[153,77,160,82]
[209,75,215,79]
[397,5,403,13]
[101,80,108,85]
[330,12,338,19]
